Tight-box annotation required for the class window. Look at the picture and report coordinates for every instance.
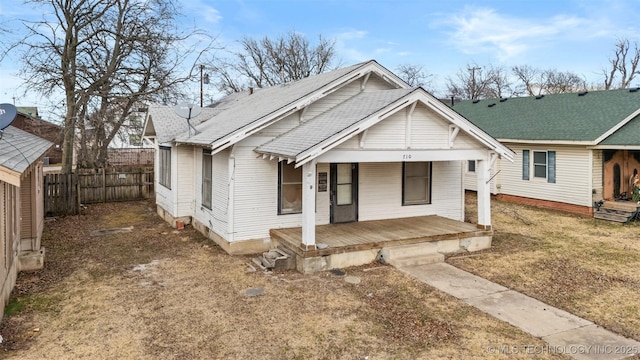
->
[522,149,556,183]
[533,151,547,178]
[159,146,171,189]
[336,163,353,205]
[468,160,476,172]
[202,149,212,209]
[403,162,432,205]
[278,162,302,214]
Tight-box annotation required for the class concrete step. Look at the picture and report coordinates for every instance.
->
[259,248,295,270]
[387,253,445,267]
[594,211,633,223]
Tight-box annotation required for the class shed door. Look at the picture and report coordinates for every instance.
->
[330,163,358,223]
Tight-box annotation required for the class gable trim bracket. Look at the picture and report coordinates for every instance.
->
[449,125,460,149]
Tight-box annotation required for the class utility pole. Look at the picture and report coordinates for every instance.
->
[468,66,481,100]
[200,65,204,107]
[199,65,210,107]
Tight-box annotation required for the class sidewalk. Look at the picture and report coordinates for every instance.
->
[397,262,640,360]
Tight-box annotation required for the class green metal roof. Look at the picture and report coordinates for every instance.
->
[451,88,640,143]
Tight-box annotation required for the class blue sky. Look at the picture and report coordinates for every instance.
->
[2,0,640,121]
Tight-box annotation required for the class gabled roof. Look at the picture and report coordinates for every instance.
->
[0,126,52,185]
[143,105,224,144]
[173,60,409,151]
[256,89,413,158]
[257,87,515,165]
[451,88,640,144]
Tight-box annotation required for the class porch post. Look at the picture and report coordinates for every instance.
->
[476,158,492,230]
[301,159,317,249]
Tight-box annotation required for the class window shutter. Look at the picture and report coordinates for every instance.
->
[547,151,556,183]
[522,150,530,180]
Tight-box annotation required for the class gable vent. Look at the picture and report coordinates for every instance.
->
[488,103,496,107]
[535,95,544,100]
[578,91,588,96]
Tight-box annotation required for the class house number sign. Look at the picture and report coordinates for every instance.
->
[318,172,327,192]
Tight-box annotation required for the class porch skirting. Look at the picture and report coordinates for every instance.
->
[271,215,493,273]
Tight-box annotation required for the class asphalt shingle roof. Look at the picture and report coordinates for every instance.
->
[175,61,373,145]
[256,88,414,158]
[0,126,53,173]
[451,88,640,142]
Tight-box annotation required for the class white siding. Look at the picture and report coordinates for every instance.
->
[350,105,483,151]
[464,161,500,194]
[409,105,449,149]
[499,144,593,207]
[362,75,397,92]
[155,143,175,216]
[176,146,195,217]
[302,81,362,120]
[358,161,464,222]
[302,73,396,120]
[229,145,331,242]
[361,112,406,149]
[194,149,230,238]
[592,150,603,202]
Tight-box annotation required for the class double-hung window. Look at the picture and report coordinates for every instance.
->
[402,162,432,205]
[159,146,171,189]
[522,149,556,183]
[278,162,302,214]
[202,149,212,209]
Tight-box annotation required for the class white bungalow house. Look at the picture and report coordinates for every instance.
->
[143,60,514,272]
[0,125,52,321]
[453,88,640,221]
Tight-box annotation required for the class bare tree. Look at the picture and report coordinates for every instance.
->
[446,63,513,100]
[513,65,585,95]
[395,64,434,90]
[212,31,338,94]
[18,0,214,171]
[602,38,640,89]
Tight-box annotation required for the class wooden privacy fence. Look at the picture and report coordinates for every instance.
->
[44,166,154,216]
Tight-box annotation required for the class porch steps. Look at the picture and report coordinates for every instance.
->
[379,243,445,267]
[251,247,296,270]
[386,253,445,267]
[594,201,640,223]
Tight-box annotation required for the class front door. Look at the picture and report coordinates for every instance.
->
[330,163,358,223]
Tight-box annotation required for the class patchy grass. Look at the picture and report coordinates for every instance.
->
[451,193,640,342]
[0,199,570,359]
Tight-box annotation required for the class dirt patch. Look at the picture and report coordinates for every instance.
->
[1,199,568,359]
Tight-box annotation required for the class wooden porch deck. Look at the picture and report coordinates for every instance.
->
[271,215,491,258]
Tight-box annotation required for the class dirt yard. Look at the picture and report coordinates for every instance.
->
[1,196,637,359]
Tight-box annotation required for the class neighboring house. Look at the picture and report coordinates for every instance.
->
[0,126,52,321]
[452,88,640,217]
[12,111,64,164]
[143,60,514,272]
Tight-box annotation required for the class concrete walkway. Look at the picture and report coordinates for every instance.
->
[397,262,640,360]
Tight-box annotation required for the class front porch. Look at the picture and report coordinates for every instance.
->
[271,215,493,273]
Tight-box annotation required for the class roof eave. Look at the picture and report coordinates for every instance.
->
[499,139,596,146]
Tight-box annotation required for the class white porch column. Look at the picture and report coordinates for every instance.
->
[301,159,317,249]
[476,158,492,230]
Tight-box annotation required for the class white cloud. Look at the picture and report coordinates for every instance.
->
[437,6,591,62]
